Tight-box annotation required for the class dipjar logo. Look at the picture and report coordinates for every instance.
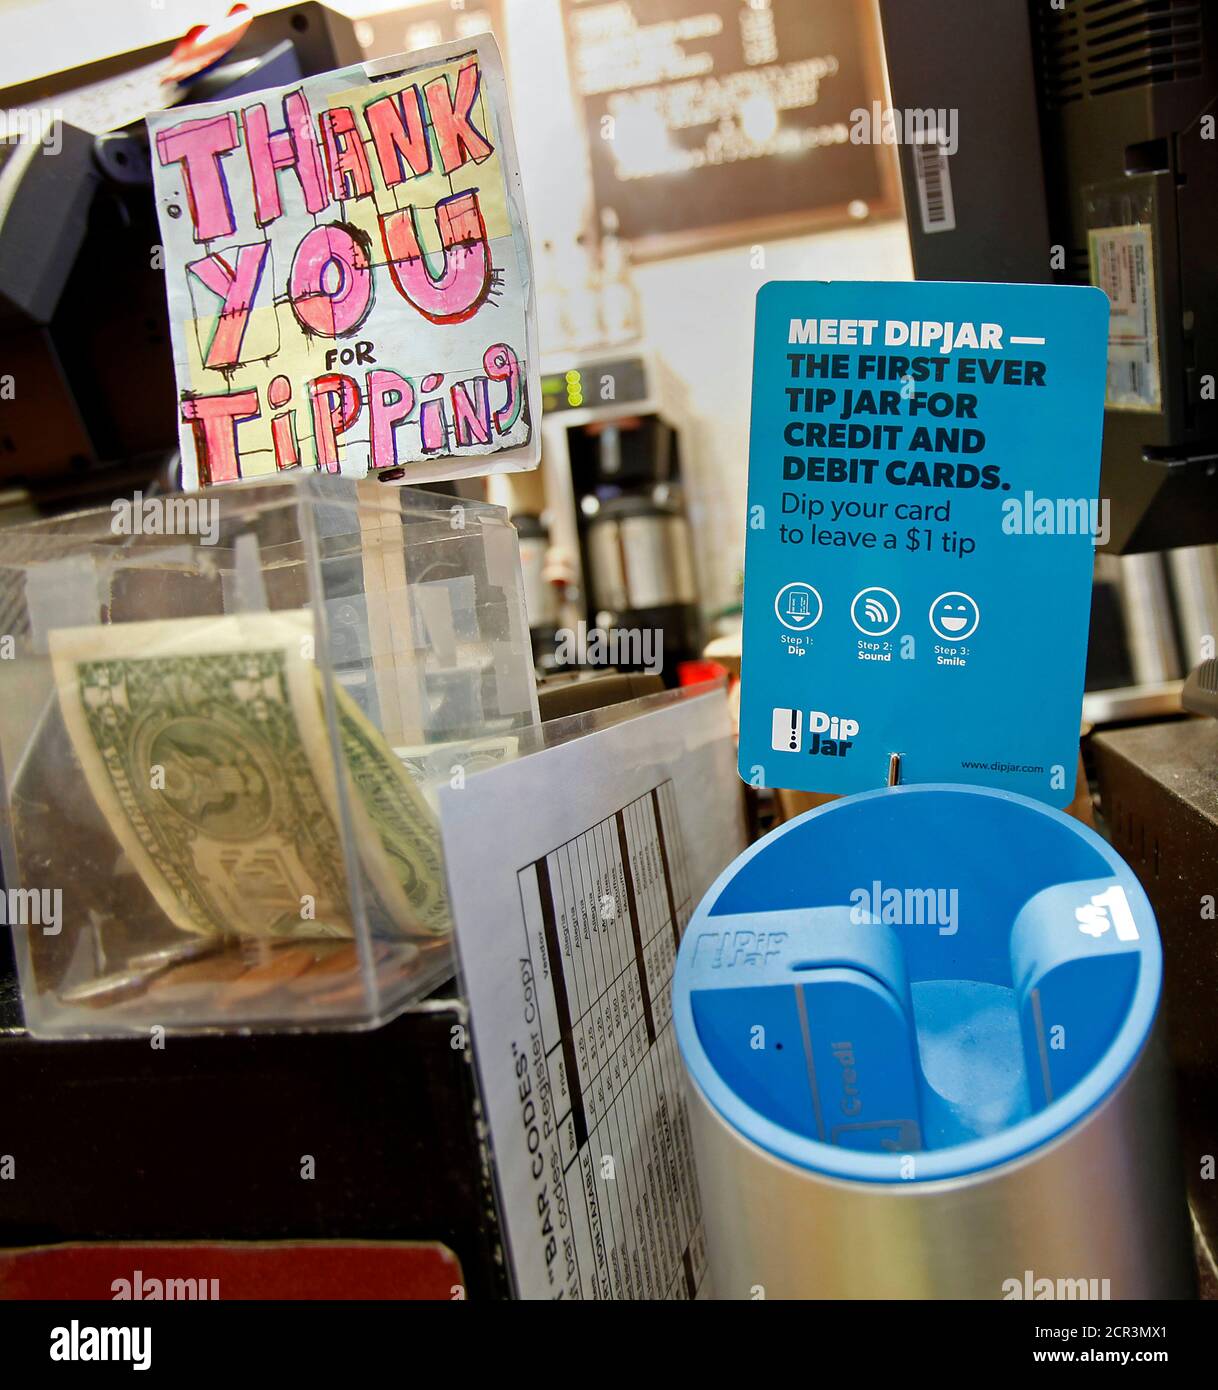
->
[770,708,859,757]
[808,709,859,758]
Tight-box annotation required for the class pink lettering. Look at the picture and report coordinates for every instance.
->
[380,191,490,324]
[319,106,374,201]
[309,373,362,472]
[242,93,329,226]
[186,243,270,369]
[154,114,240,243]
[367,369,416,471]
[424,60,493,174]
[180,389,260,484]
[365,88,432,187]
[288,223,374,338]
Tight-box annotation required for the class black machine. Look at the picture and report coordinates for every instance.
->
[538,353,705,683]
[0,3,361,511]
[880,0,1218,553]
[881,0,1218,1270]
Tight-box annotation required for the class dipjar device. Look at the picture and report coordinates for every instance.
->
[673,784,1194,1299]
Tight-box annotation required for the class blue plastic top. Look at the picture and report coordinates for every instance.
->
[672,784,1161,1183]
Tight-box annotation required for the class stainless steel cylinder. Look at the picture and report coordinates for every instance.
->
[585,497,697,613]
[687,1024,1191,1299]
[673,785,1196,1300]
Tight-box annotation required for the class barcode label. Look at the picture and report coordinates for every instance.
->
[1088,223,1162,412]
[913,133,956,234]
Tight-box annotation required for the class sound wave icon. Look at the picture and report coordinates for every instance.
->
[852,589,900,635]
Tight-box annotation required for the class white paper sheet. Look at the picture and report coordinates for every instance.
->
[438,688,744,1299]
[146,35,538,490]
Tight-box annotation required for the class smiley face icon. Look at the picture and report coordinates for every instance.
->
[929,592,980,641]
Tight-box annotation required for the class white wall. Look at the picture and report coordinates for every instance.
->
[504,0,912,614]
[632,227,912,612]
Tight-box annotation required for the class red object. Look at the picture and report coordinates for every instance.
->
[161,4,254,85]
[0,1241,464,1300]
[677,659,729,687]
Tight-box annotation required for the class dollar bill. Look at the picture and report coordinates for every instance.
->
[50,610,450,943]
[393,734,519,810]
[327,680,451,937]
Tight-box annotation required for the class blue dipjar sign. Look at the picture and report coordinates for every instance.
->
[738,280,1110,806]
